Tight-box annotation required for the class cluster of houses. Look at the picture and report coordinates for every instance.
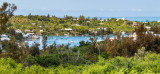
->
[0,29,43,42]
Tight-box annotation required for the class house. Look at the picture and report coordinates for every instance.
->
[146,26,151,30]
[100,20,104,22]
[15,29,22,33]
[117,18,126,21]
[65,28,72,31]
[93,31,98,34]
[97,28,107,30]
[1,34,10,41]
[32,23,36,25]
[23,33,34,38]
[73,18,79,21]
[40,30,43,32]
[74,24,80,26]
[121,18,126,20]
[25,29,31,33]
[99,23,104,25]
[128,32,137,40]
[154,34,160,37]
[132,22,139,27]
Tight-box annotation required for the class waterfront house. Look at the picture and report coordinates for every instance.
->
[23,33,39,39]
[1,34,10,41]
[25,29,31,33]
[23,33,34,38]
[128,32,137,40]
[15,29,22,33]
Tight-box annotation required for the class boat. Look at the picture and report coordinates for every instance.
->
[97,39,103,42]
[33,35,40,39]
[1,34,10,41]
[65,35,69,38]
[121,31,125,34]
[71,40,74,43]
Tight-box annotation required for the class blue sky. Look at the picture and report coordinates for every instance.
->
[1,0,160,17]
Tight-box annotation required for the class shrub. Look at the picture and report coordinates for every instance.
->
[134,47,148,60]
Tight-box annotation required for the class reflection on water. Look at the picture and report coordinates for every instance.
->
[25,34,127,49]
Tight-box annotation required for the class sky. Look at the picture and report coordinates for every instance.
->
[1,0,160,17]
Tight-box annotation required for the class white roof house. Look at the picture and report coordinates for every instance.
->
[73,18,79,20]
[65,28,72,31]
[23,33,35,38]
[121,18,126,20]
[32,23,36,25]
[97,28,107,30]
[1,34,10,41]
[40,30,43,32]
[74,24,80,26]
[15,29,22,33]
[100,20,104,22]
[99,23,104,25]
[133,22,139,26]
[25,29,31,33]
[146,26,151,29]
[117,18,126,21]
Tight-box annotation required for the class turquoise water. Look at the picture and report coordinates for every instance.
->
[26,34,127,49]
[26,17,160,49]
[98,17,160,22]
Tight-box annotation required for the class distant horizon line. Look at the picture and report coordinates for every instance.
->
[13,14,160,18]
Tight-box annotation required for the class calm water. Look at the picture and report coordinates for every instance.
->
[26,34,127,49]
[98,17,160,22]
[27,17,159,49]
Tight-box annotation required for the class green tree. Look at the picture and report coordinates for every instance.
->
[0,2,17,34]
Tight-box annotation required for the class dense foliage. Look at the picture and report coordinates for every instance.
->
[1,51,160,74]
[8,15,137,35]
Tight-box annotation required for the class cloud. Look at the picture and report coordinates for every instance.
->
[131,8,142,12]
[41,8,51,11]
